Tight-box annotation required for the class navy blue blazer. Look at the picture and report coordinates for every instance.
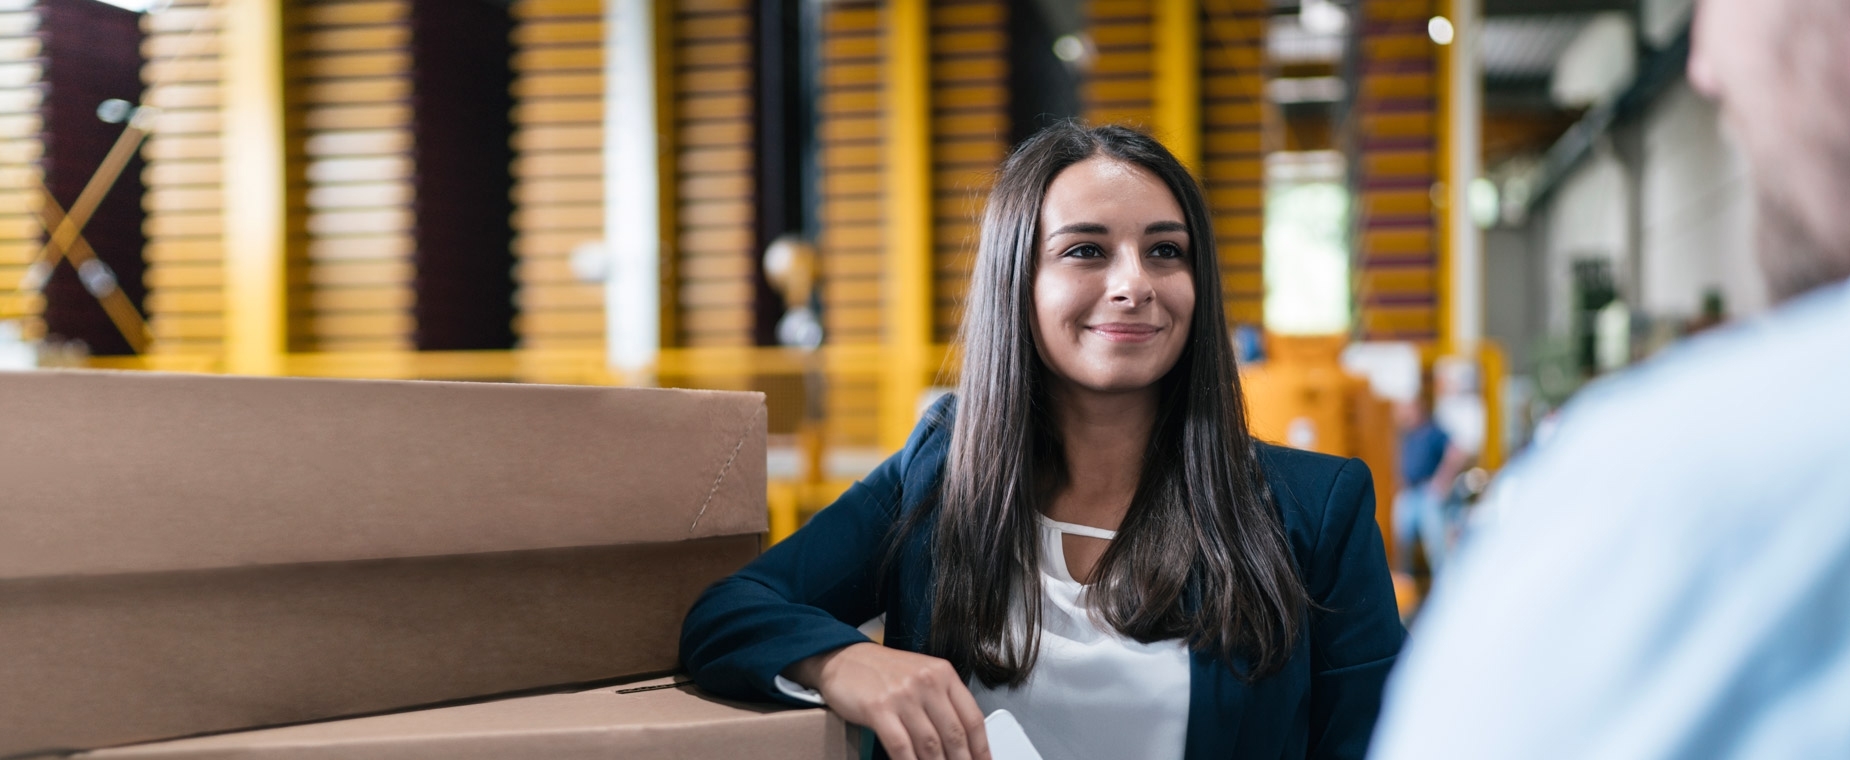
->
[681,396,1406,759]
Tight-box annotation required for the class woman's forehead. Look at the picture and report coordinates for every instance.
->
[1039,157,1184,229]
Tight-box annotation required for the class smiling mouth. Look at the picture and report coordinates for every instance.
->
[1088,323,1163,342]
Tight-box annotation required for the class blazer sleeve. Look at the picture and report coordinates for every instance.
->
[1305,458,1408,760]
[678,402,947,706]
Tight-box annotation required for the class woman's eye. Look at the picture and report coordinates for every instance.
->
[1151,242,1185,259]
[1062,243,1104,258]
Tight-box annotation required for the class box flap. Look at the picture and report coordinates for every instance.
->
[0,539,763,755]
[0,371,767,580]
[86,679,851,760]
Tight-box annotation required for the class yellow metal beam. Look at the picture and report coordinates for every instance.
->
[1434,0,1455,354]
[32,189,153,352]
[880,0,933,451]
[767,482,800,544]
[221,0,287,375]
[85,344,958,385]
[1479,339,1506,471]
[654,0,679,352]
[1153,0,1201,173]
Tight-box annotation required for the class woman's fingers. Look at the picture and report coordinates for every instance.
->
[919,684,979,760]
[806,643,989,760]
[870,713,920,760]
[945,681,992,760]
[895,699,949,760]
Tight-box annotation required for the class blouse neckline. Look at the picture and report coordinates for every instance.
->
[1036,513,1118,587]
[1036,512,1119,540]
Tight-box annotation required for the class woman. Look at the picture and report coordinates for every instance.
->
[680,124,1404,760]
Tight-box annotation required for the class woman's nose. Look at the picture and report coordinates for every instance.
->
[1107,247,1154,305]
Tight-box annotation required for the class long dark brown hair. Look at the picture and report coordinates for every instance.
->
[928,123,1308,687]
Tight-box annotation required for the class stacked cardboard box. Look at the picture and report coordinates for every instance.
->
[0,370,769,755]
[80,677,856,760]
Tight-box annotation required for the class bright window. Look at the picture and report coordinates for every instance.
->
[1264,153,1352,334]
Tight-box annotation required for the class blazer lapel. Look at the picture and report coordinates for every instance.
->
[1184,649,1247,760]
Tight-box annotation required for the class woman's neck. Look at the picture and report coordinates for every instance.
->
[1043,381,1160,530]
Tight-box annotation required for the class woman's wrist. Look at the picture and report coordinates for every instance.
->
[783,642,867,690]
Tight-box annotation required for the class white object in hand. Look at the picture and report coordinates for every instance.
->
[985,710,1044,760]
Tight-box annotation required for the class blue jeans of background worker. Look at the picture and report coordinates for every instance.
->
[1395,485,1461,576]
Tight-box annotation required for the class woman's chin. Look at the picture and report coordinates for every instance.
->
[1059,370,1169,396]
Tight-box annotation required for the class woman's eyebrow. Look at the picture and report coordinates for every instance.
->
[1145,220,1188,235]
[1045,222,1109,240]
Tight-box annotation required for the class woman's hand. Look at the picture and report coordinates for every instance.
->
[785,642,991,760]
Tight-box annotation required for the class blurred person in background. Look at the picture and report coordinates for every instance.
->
[1370,0,1850,757]
[1389,383,1470,578]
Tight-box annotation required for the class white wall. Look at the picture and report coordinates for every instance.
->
[1639,81,1765,319]
[1539,147,1631,334]
[1642,0,1695,49]
[1483,226,1537,368]
[1526,79,1764,334]
[1551,13,1636,108]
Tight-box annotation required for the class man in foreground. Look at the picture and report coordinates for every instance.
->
[1370,0,1850,756]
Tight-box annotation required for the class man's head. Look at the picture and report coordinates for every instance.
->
[1689,0,1850,301]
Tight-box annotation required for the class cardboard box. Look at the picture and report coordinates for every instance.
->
[0,371,767,755]
[80,678,854,760]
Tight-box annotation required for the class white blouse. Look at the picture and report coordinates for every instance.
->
[966,515,1191,760]
[775,515,1192,760]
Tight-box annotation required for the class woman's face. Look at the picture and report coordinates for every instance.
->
[1030,156,1195,396]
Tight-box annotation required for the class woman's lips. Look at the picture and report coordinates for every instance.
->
[1088,323,1163,342]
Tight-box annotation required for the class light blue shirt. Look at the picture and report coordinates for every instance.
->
[1371,279,1850,759]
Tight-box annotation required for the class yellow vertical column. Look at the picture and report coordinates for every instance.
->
[1152,0,1199,172]
[880,0,932,451]
[653,0,678,352]
[1439,0,1483,354]
[221,0,286,375]
[1435,0,1454,353]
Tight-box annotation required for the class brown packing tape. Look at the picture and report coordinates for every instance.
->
[0,371,768,579]
[83,679,854,760]
[0,536,761,755]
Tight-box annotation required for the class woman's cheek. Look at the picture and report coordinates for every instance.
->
[1034,278,1079,336]
[1165,277,1194,336]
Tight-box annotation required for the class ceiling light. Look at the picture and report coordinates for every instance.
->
[1300,0,1348,36]
[90,0,158,12]
[1428,16,1455,45]
[1470,177,1499,229]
